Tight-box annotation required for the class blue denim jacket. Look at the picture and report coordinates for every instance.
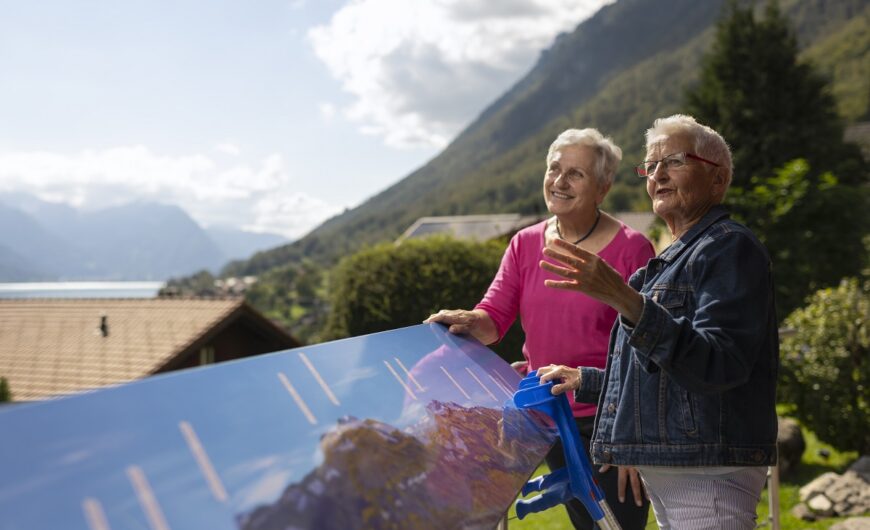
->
[576,205,779,466]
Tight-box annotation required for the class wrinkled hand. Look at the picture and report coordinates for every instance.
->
[511,360,528,376]
[537,364,581,396]
[424,309,480,335]
[540,239,643,322]
[599,465,646,506]
[540,239,626,302]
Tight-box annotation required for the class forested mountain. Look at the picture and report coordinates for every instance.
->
[225,0,869,277]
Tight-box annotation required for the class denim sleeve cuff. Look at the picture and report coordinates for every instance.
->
[574,366,605,403]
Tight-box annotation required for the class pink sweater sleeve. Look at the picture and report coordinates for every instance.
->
[475,234,523,341]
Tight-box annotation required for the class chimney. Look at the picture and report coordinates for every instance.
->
[99,314,109,338]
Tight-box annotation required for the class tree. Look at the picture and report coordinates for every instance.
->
[321,236,526,362]
[0,377,11,402]
[685,0,869,316]
[245,260,326,343]
[728,160,869,316]
[686,0,865,188]
[159,270,220,297]
[779,276,869,453]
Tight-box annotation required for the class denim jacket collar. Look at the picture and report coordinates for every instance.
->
[658,204,731,263]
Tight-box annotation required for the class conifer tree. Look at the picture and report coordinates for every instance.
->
[686,0,864,187]
[686,0,868,317]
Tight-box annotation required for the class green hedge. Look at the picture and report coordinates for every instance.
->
[779,276,869,453]
[321,235,525,361]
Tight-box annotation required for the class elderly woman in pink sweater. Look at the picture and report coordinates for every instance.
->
[426,128,654,530]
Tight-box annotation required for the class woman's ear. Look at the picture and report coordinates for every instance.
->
[710,168,727,200]
[597,182,612,205]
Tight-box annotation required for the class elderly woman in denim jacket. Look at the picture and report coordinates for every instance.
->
[538,115,778,530]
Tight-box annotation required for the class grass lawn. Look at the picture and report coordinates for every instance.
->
[506,420,858,529]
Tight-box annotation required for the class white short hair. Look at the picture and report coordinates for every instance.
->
[547,128,622,187]
[645,114,733,193]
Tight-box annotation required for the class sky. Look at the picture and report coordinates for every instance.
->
[0,0,610,240]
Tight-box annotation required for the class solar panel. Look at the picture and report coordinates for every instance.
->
[0,323,554,529]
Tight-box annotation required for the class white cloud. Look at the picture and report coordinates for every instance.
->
[215,142,241,156]
[0,147,345,240]
[308,0,612,148]
[318,102,337,121]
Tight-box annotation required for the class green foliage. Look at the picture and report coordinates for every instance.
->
[0,377,10,402]
[245,260,326,343]
[159,269,220,297]
[800,2,870,122]
[779,276,870,453]
[216,1,866,330]
[322,235,507,341]
[685,0,866,188]
[728,160,869,316]
[223,1,729,278]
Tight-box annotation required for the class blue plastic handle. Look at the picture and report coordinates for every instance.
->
[521,466,568,496]
[512,372,606,521]
[515,479,572,520]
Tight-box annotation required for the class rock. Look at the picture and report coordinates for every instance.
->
[776,417,805,475]
[790,502,816,521]
[800,472,840,502]
[828,471,867,503]
[829,517,870,530]
[796,457,870,521]
[849,455,870,481]
[808,494,834,516]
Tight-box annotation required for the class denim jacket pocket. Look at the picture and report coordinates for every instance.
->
[649,285,690,316]
[678,387,698,438]
[662,374,699,440]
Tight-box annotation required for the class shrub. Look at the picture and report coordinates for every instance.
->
[321,235,525,361]
[0,377,11,402]
[779,276,869,453]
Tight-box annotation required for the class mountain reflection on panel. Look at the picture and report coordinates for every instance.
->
[0,323,555,530]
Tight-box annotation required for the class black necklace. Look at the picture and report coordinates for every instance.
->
[556,208,601,244]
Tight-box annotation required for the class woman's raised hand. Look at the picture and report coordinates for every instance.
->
[540,238,644,323]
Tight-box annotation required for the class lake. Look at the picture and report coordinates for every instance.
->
[0,281,165,299]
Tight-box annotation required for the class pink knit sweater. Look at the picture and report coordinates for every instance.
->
[476,219,655,417]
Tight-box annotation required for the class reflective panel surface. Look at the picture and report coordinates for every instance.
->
[0,324,554,529]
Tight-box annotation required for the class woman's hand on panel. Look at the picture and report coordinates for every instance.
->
[510,360,529,376]
[424,309,498,344]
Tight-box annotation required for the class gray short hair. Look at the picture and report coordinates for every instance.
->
[645,114,733,193]
[547,128,622,187]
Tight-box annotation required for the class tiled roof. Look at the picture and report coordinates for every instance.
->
[396,214,541,244]
[396,212,658,245]
[0,298,245,401]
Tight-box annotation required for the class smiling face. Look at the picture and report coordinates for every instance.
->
[645,133,725,237]
[543,145,608,218]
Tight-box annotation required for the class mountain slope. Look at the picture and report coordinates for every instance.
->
[0,196,226,280]
[0,203,85,279]
[206,226,288,262]
[226,0,868,277]
[59,202,226,280]
[225,0,725,275]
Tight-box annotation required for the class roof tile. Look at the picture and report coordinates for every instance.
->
[0,298,244,400]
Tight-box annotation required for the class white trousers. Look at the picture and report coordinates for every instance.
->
[637,466,768,530]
